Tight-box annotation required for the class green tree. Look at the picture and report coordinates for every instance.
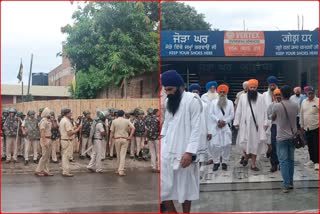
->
[62,2,159,98]
[161,2,211,31]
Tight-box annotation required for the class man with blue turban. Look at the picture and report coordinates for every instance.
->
[262,76,279,172]
[201,81,219,104]
[161,70,202,213]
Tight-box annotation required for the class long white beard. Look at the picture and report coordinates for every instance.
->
[208,91,218,101]
[217,96,227,108]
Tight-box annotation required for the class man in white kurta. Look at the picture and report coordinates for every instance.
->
[208,84,234,171]
[189,84,210,168]
[201,81,219,104]
[161,70,201,213]
[262,76,278,157]
[234,79,268,171]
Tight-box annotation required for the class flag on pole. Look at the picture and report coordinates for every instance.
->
[17,60,23,83]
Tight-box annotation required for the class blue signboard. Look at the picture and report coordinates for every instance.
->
[161,30,318,57]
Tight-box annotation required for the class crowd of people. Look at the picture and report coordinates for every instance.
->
[160,70,319,212]
[1,106,160,177]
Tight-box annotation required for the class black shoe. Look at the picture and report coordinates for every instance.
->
[2,156,6,161]
[213,163,220,171]
[79,155,85,160]
[130,156,134,159]
[24,160,29,166]
[266,152,271,158]
[101,158,105,162]
[270,165,278,172]
[242,159,248,167]
[251,166,260,171]
[109,156,113,160]
[222,163,227,170]
[52,160,59,164]
[33,160,38,164]
[240,156,245,164]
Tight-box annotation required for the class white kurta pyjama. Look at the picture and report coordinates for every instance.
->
[161,92,202,203]
[207,99,234,164]
[197,99,209,162]
[233,93,268,156]
[262,90,274,145]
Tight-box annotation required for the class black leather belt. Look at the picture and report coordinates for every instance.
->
[61,139,71,141]
[94,138,102,140]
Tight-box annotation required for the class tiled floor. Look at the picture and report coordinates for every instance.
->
[200,145,319,184]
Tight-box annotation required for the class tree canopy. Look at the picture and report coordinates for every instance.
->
[62,2,211,98]
[62,2,159,98]
[161,2,211,31]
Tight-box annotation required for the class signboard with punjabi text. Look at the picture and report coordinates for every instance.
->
[161,30,318,57]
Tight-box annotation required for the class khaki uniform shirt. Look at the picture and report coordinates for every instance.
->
[59,117,74,140]
[110,117,134,138]
[39,118,52,137]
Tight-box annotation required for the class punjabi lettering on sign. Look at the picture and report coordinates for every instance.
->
[166,32,216,56]
[275,33,318,56]
[281,32,313,44]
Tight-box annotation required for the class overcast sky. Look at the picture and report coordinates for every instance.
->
[185,1,319,31]
[1,1,76,84]
[1,1,319,84]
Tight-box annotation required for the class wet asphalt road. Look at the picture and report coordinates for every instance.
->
[2,168,159,212]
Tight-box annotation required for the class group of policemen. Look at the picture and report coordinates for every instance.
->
[1,106,160,176]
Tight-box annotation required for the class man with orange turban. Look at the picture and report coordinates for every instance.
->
[234,79,269,171]
[207,84,234,171]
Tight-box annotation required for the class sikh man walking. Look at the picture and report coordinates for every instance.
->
[208,84,234,171]
[161,70,202,213]
[263,76,278,158]
[234,79,268,171]
[300,87,319,170]
[59,108,82,177]
[201,81,218,104]
[189,83,211,168]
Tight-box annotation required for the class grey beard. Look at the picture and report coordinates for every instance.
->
[217,96,227,108]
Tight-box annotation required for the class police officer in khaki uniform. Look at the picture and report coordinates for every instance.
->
[59,108,82,177]
[50,111,60,163]
[35,107,53,176]
[80,111,93,159]
[87,111,107,173]
[3,108,19,163]
[110,110,135,176]
[22,110,40,165]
